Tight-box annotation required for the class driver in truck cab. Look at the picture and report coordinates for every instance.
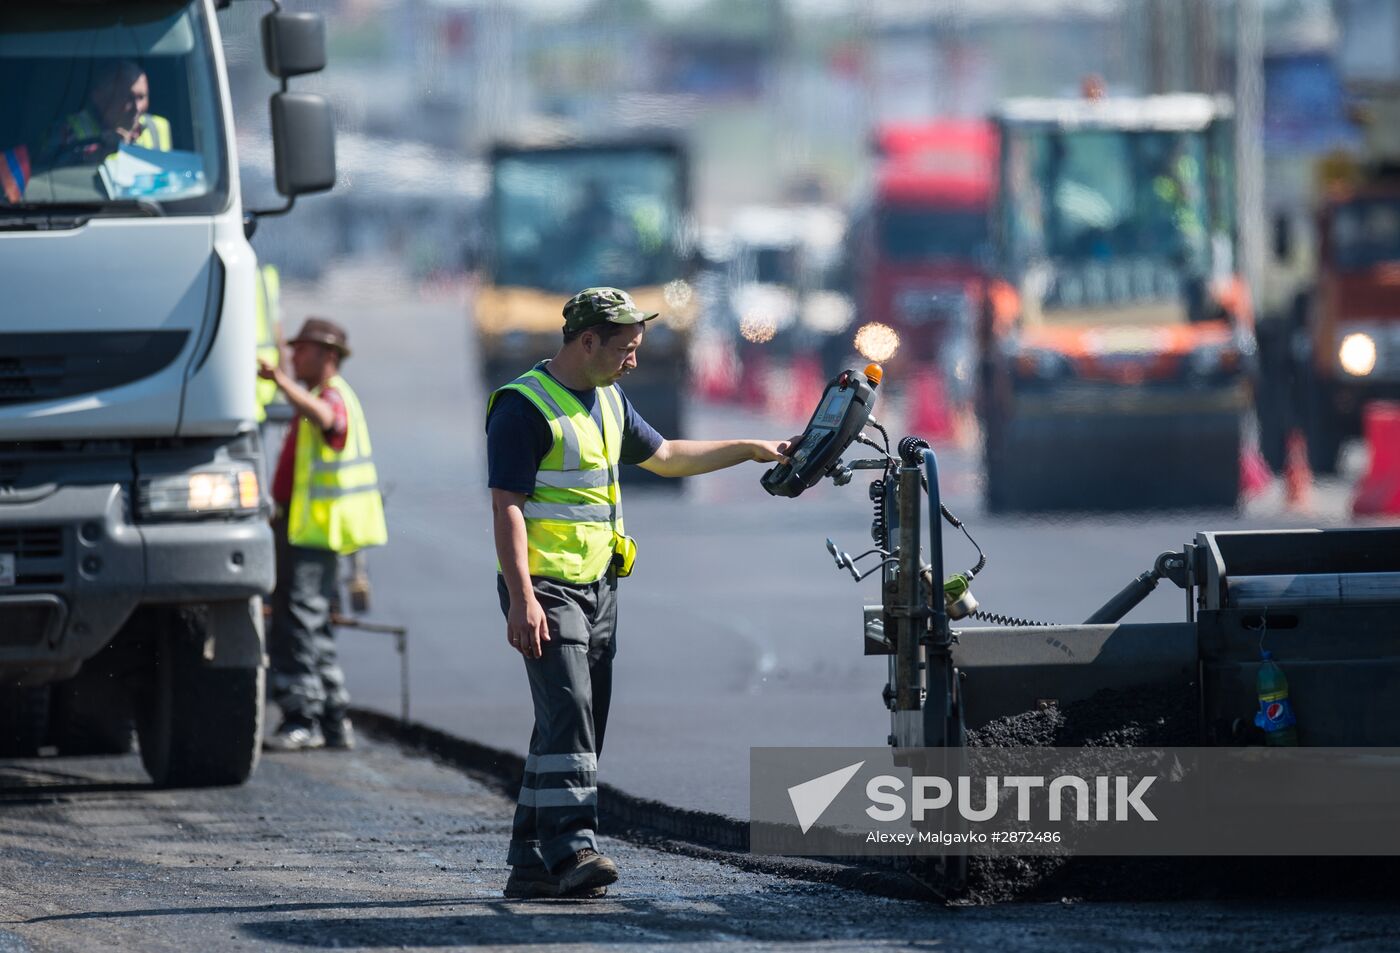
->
[40,59,171,166]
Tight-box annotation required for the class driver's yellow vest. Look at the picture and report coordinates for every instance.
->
[64,110,172,153]
[489,368,625,584]
[289,375,387,555]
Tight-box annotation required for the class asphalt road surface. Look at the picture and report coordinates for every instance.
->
[5,738,1400,952]
[288,265,1371,821]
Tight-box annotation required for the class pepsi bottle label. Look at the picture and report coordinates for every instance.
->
[1256,691,1297,732]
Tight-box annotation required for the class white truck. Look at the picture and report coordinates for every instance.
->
[0,0,334,786]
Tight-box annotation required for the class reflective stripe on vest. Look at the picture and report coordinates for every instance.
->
[254,264,281,422]
[488,366,624,584]
[288,374,388,554]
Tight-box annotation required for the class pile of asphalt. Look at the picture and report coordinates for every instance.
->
[960,685,1400,905]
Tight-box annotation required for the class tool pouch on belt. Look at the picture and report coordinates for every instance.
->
[612,532,637,578]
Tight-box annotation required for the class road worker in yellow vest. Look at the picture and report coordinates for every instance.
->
[486,287,797,899]
[41,60,172,167]
[258,318,386,752]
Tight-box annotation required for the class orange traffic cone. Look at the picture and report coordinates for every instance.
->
[1284,428,1313,512]
[1352,401,1400,517]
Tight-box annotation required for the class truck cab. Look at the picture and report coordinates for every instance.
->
[473,140,696,484]
[0,0,334,785]
[1297,179,1400,471]
[846,121,997,403]
[981,94,1250,511]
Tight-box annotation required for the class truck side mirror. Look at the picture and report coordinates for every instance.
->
[261,12,326,78]
[270,92,335,196]
[1272,214,1293,263]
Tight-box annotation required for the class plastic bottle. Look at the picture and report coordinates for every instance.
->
[1254,650,1299,746]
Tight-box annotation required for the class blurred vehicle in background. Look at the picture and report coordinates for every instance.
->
[724,204,853,380]
[472,140,696,487]
[980,93,1249,511]
[1259,93,1400,474]
[844,121,997,418]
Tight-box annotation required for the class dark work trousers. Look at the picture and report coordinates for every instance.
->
[269,516,349,723]
[497,572,617,871]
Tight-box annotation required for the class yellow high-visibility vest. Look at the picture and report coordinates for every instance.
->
[64,110,172,153]
[254,264,281,423]
[288,374,387,555]
[489,366,626,584]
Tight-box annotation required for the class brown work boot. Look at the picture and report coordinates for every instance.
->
[502,864,607,900]
[553,848,619,895]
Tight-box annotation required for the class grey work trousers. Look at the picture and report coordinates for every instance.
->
[269,517,349,722]
[497,572,617,871]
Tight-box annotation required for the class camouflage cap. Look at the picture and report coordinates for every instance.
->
[562,287,659,334]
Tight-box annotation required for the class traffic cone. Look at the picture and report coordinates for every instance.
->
[1239,441,1273,501]
[1284,428,1313,512]
[1352,401,1400,517]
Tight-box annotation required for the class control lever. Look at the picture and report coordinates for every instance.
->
[826,537,894,583]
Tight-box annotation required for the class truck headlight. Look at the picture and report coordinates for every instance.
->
[1339,333,1377,377]
[138,467,261,520]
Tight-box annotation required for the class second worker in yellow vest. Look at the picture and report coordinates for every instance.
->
[486,286,799,899]
[259,317,386,754]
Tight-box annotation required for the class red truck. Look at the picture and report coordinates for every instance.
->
[843,121,998,413]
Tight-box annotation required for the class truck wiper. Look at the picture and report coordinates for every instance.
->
[0,198,165,229]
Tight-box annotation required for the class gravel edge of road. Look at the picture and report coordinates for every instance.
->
[347,706,943,905]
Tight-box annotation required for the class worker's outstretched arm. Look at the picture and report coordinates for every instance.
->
[638,437,795,479]
[258,361,337,433]
[490,488,549,659]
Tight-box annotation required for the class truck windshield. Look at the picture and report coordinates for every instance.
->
[1006,127,1213,269]
[0,1,227,216]
[877,207,988,263]
[493,150,684,293]
[1329,197,1400,271]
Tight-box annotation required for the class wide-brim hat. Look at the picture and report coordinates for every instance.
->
[288,317,351,357]
[562,286,659,334]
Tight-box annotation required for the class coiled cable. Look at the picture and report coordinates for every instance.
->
[969,609,1057,627]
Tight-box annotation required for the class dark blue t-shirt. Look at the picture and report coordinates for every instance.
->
[486,363,664,494]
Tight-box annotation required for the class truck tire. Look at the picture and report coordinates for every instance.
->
[48,669,135,757]
[0,684,50,757]
[135,611,264,788]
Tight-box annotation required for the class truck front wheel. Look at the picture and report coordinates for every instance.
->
[134,609,264,788]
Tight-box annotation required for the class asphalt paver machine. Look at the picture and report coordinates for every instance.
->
[763,363,1400,886]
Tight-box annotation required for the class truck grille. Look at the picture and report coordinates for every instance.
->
[0,331,188,406]
[0,526,63,559]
